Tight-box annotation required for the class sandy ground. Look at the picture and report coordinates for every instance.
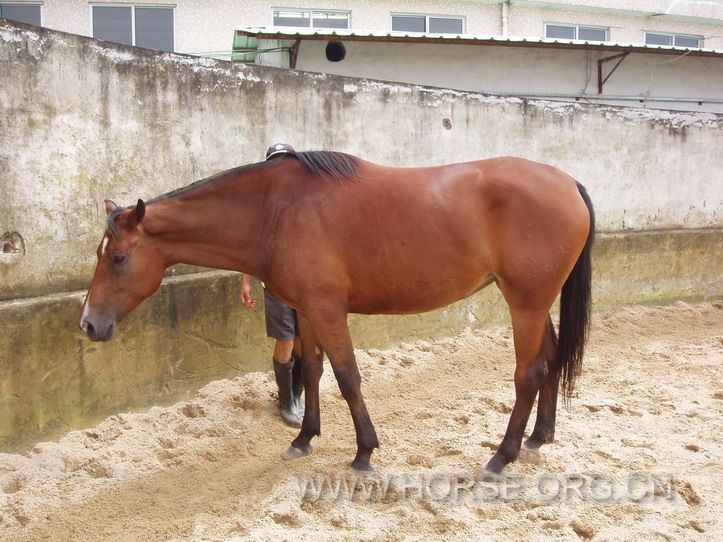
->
[1,302,722,541]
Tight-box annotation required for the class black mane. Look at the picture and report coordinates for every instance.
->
[292,150,360,182]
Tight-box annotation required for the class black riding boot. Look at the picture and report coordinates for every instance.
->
[273,359,303,427]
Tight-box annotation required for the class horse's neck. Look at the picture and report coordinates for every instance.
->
[145,173,269,276]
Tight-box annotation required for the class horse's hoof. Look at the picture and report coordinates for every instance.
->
[524,433,553,449]
[346,464,377,478]
[282,444,312,461]
[475,467,505,482]
[517,447,542,465]
[350,458,375,472]
[484,454,507,476]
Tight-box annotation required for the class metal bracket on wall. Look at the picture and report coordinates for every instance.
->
[597,52,630,94]
[290,39,301,69]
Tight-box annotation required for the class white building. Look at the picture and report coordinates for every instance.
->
[2,1,723,111]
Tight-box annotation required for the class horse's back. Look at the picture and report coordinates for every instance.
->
[275,157,590,314]
[352,156,589,258]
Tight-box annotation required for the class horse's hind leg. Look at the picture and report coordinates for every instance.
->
[486,306,549,474]
[525,316,560,449]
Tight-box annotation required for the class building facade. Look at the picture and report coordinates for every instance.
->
[2,1,722,55]
[2,1,722,111]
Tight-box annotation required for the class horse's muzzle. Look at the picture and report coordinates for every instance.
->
[80,316,116,342]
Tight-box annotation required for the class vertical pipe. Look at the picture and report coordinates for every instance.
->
[501,1,510,37]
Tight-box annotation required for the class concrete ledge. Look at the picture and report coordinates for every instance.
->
[1,229,721,451]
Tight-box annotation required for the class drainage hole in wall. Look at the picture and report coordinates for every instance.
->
[1,232,25,256]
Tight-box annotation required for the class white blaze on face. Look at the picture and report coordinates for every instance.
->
[80,234,109,330]
[79,288,92,331]
[101,235,110,255]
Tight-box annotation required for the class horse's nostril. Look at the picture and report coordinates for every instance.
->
[85,321,95,336]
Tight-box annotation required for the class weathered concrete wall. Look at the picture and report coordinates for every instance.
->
[0,273,267,451]
[1,19,722,300]
[0,20,721,450]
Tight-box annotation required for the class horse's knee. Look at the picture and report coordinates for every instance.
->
[302,359,322,384]
[332,365,362,400]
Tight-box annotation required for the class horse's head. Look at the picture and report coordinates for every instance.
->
[79,199,166,341]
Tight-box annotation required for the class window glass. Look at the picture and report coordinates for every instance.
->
[93,6,133,45]
[312,11,348,29]
[0,4,41,25]
[274,10,311,27]
[135,7,174,51]
[645,32,672,46]
[429,17,463,34]
[546,24,576,39]
[578,26,606,41]
[674,35,700,47]
[392,15,425,33]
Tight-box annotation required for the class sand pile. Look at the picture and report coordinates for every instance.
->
[1,302,721,541]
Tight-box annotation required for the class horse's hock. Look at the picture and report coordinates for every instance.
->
[0,19,721,451]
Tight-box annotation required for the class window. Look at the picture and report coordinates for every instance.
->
[645,32,702,48]
[545,23,608,42]
[0,3,41,25]
[392,14,464,34]
[91,5,174,51]
[273,9,350,29]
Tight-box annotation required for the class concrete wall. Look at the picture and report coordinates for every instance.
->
[0,19,721,450]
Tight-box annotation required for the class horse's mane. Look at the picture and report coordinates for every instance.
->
[105,151,360,233]
[292,150,360,182]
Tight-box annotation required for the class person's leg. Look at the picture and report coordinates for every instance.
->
[273,339,294,363]
[265,290,303,427]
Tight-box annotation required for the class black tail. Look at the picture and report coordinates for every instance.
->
[558,183,595,403]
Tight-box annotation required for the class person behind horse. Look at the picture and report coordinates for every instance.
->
[240,143,304,427]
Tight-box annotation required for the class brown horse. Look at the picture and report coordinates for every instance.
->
[79,151,594,474]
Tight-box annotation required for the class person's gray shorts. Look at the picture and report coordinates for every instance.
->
[264,289,297,340]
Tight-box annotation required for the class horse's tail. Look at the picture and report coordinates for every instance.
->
[558,182,595,403]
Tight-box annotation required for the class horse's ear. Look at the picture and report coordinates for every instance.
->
[105,200,118,215]
[131,199,146,224]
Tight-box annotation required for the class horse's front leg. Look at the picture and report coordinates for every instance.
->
[486,307,549,474]
[284,312,323,460]
[300,301,379,470]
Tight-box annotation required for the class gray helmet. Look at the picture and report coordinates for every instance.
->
[265,143,296,160]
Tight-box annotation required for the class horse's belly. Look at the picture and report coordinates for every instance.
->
[348,268,496,315]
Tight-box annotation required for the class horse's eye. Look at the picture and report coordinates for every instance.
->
[111,254,126,264]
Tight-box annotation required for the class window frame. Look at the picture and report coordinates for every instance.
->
[0,2,42,26]
[89,3,176,52]
[644,31,702,48]
[391,13,465,34]
[271,8,351,29]
[544,22,609,42]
